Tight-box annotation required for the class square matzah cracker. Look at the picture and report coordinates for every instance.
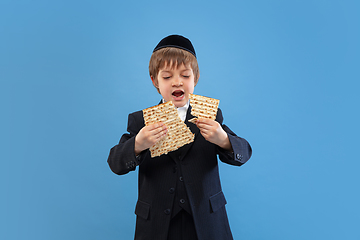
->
[188,93,220,123]
[143,101,194,158]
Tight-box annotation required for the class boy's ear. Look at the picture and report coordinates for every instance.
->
[151,76,158,87]
[195,72,200,86]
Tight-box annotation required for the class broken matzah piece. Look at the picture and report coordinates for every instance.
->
[143,101,194,158]
[188,93,220,123]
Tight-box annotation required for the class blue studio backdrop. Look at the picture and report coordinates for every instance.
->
[1,0,359,239]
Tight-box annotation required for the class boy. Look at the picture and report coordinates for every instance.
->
[107,34,252,240]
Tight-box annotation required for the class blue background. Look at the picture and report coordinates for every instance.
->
[1,0,359,239]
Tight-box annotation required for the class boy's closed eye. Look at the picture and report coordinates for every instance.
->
[161,74,172,79]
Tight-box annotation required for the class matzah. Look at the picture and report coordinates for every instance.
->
[143,101,194,158]
[188,93,220,122]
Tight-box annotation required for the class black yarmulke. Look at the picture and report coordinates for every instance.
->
[153,35,196,58]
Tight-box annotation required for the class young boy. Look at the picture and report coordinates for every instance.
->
[107,35,252,240]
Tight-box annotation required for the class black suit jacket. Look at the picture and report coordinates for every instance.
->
[107,104,252,240]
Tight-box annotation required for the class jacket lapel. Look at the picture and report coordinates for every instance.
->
[168,105,199,161]
[185,105,200,137]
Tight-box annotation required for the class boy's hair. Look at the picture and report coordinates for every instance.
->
[149,47,200,93]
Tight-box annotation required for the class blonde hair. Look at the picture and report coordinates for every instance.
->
[149,47,199,93]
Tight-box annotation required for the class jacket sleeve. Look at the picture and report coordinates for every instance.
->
[107,112,145,175]
[216,108,252,166]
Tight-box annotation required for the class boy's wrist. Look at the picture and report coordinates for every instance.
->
[219,132,232,151]
[134,135,144,155]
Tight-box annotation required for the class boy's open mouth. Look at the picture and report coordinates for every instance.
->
[172,90,184,98]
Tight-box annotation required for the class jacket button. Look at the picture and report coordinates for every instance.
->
[169,188,175,194]
[164,209,171,215]
[236,154,243,160]
[180,199,185,204]
[179,176,183,182]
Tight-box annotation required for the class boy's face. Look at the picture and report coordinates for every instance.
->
[153,62,195,108]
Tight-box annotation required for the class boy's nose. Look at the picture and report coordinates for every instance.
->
[172,79,183,87]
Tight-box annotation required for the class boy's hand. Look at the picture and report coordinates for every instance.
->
[196,119,232,151]
[135,122,168,155]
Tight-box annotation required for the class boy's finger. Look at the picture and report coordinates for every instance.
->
[197,120,212,129]
[148,122,164,130]
[153,128,168,141]
[152,125,167,135]
[197,118,214,125]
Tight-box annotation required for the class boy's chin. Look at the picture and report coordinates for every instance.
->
[170,98,187,108]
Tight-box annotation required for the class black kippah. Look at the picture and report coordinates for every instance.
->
[153,34,196,58]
